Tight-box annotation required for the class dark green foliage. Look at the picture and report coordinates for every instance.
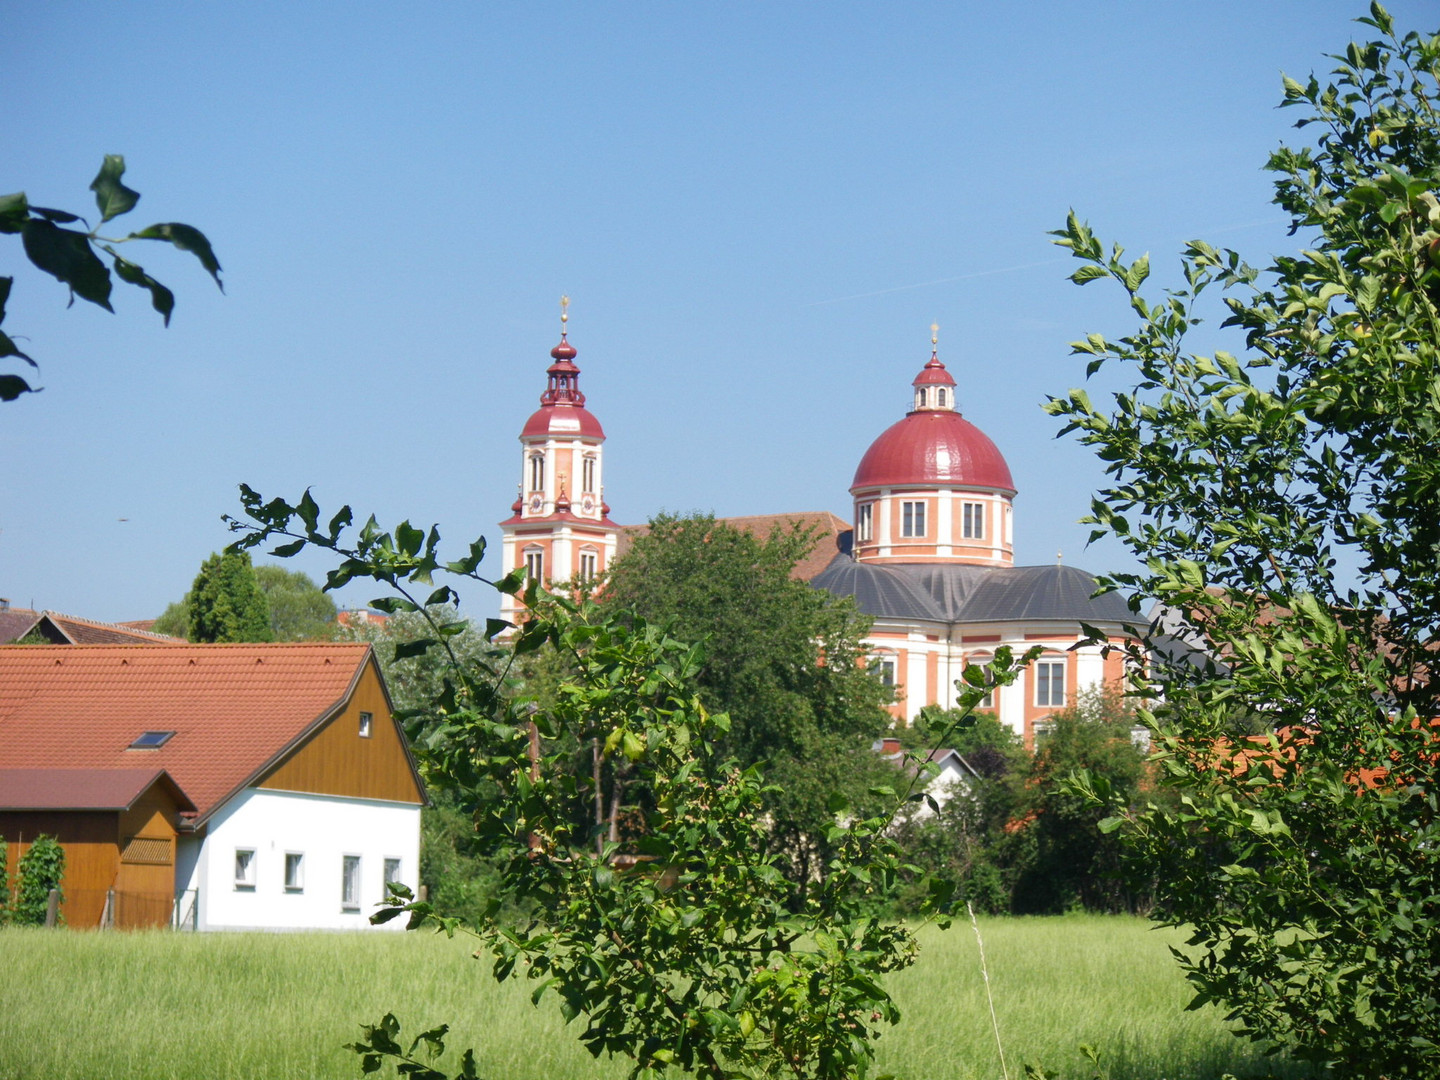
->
[152,599,189,639]
[0,833,7,924]
[1050,6,1440,1074]
[187,550,273,643]
[602,513,893,897]
[11,835,64,926]
[0,155,221,401]
[254,564,337,640]
[227,487,1034,1080]
[1009,688,1150,914]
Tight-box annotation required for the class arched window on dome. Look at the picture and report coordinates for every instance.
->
[868,650,897,688]
[856,503,873,543]
[529,454,545,492]
[916,388,927,409]
[937,387,947,408]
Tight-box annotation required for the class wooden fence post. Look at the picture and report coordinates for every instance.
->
[44,888,60,927]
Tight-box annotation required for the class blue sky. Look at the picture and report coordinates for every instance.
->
[3,2,1397,621]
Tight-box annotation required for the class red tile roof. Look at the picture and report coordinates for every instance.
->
[0,609,182,645]
[0,643,378,824]
[0,767,195,812]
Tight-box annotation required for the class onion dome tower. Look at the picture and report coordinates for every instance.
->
[849,325,1016,566]
[499,298,620,624]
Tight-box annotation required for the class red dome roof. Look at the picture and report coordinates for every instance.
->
[852,410,1014,492]
[521,404,605,439]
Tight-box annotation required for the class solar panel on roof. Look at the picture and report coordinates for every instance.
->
[129,730,175,749]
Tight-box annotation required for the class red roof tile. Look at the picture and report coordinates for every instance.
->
[0,643,377,824]
[0,767,195,812]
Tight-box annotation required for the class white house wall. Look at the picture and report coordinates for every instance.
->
[179,787,420,931]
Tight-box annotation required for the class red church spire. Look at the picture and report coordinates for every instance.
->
[540,295,586,407]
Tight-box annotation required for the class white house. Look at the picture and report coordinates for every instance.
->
[0,642,426,931]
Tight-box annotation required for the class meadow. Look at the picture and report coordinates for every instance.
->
[0,914,1307,1080]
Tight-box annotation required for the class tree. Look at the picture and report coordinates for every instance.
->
[254,565,337,640]
[0,156,221,401]
[602,514,895,896]
[225,487,1036,1080]
[1050,6,1440,1074]
[11,835,64,926]
[187,550,273,643]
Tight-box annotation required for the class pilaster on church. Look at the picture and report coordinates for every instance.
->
[498,299,621,626]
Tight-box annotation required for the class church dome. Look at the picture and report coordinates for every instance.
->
[521,404,605,439]
[851,410,1014,492]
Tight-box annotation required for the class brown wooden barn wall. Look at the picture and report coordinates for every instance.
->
[258,662,424,804]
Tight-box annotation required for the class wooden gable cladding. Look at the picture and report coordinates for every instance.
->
[257,660,424,805]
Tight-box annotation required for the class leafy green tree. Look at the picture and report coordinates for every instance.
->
[1051,6,1440,1074]
[1010,687,1150,914]
[226,488,1035,1080]
[254,565,337,640]
[187,550,273,643]
[11,835,64,926]
[151,599,188,639]
[0,155,221,401]
[602,514,895,896]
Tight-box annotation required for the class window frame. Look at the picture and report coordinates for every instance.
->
[383,857,402,895]
[284,852,305,893]
[341,854,362,911]
[581,455,596,494]
[901,500,927,538]
[524,547,544,581]
[358,711,373,738]
[1034,659,1066,708]
[962,501,985,539]
[528,453,545,492]
[856,502,873,543]
[234,848,257,891]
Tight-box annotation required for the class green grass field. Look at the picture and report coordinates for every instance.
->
[0,914,1307,1080]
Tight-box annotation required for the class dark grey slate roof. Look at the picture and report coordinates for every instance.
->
[812,557,1138,627]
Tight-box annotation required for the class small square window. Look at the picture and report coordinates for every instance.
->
[359,711,373,738]
[234,848,256,890]
[284,852,304,892]
[342,855,361,910]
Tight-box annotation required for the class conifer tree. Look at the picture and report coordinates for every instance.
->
[187,550,273,643]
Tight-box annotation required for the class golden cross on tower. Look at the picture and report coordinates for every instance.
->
[560,294,570,333]
[930,322,939,360]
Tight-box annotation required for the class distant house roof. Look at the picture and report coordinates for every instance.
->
[618,512,854,582]
[0,643,391,825]
[813,558,1138,627]
[0,608,182,646]
[0,767,195,812]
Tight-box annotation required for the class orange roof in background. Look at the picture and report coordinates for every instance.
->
[0,643,377,824]
[619,511,853,582]
[0,608,182,645]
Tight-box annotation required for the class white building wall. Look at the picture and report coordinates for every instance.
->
[180,788,421,932]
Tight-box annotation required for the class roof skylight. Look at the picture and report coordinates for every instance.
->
[128,730,175,749]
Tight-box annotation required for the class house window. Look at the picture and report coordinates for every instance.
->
[901,501,926,538]
[856,503,873,543]
[871,656,896,687]
[581,456,596,493]
[979,687,995,710]
[285,852,304,892]
[524,548,544,581]
[578,550,598,581]
[341,855,361,910]
[234,848,256,891]
[358,711,373,738]
[384,858,402,894]
[1035,660,1066,708]
[962,502,985,539]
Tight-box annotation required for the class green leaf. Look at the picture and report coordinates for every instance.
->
[0,330,35,367]
[0,193,27,234]
[89,155,140,223]
[21,220,113,310]
[0,374,37,401]
[105,247,175,324]
[128,222,223,289]
[1070,264,1109,285]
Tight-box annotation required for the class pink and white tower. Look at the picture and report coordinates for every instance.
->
[498,298,621,625]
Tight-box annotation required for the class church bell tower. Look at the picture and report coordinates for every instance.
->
[498,298,620,625]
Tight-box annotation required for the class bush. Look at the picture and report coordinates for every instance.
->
[12,835,64,926]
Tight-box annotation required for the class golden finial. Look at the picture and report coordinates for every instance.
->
[1057,549,1064,566]
[560,294,570,334]
[930,322,939,360]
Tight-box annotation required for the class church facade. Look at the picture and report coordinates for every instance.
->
[501,318,1138,747]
